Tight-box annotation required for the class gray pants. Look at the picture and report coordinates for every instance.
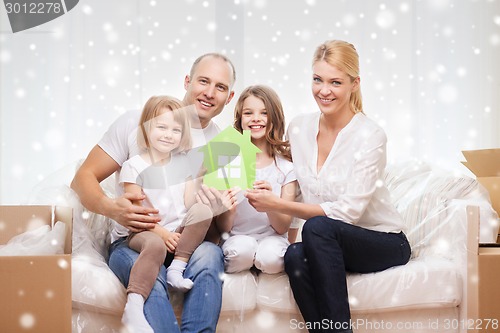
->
[126,203,213,298]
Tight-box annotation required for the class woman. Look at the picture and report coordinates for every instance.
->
[245,40,411,333]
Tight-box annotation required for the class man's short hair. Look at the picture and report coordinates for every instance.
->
[189,53,236,88]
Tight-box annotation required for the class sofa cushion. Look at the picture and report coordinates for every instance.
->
[257,272,300,313]
[255,256,461,314]
[221,271,258,313]
[347,256,461,313]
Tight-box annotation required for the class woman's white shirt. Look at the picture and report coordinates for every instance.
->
[288,112,404,233]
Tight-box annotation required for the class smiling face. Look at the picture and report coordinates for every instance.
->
[311,60,359,118]
[147,109,183,159]
[183,55,235,128]
[240,95,268,143]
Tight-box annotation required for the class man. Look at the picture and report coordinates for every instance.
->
[71,53,236,333]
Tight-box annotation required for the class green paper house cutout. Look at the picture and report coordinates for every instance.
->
[199,126,261,190]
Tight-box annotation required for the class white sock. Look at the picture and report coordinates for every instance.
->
[121,293,154,333]
[167,259,194,292]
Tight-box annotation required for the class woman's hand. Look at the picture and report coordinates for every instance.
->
[245,187,278,212]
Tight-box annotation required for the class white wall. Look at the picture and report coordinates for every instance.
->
[1,0,499,204]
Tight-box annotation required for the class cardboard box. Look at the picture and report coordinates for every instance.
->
[462,149,500,217]
[476,245,500,322]
[467,206,500,332]
[0,205,72,333]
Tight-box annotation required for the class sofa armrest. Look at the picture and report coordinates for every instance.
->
[409,199,471,262]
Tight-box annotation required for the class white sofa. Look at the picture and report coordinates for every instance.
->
[27,160,499,333]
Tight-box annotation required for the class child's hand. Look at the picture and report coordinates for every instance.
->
[252,180,272,191]
[220,187,240,213]
[162,230,181,253]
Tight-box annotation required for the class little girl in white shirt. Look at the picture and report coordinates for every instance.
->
[218,85,298,274]
[117,96,213,333]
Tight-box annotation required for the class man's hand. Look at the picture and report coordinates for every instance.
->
[110,192,161,233]
[196,185,239,216]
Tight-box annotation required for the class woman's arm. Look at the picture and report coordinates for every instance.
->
[246,188,325,221]
[253,180,298,235]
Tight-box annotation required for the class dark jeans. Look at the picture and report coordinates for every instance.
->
[284,216,411,333]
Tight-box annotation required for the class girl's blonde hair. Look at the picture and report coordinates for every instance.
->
[313,40,363,114]
[233,85,292,162]
[137,95,192,154]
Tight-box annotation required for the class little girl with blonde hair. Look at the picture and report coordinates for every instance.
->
[114,95,213,333]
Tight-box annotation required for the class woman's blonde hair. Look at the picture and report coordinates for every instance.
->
[312,40,363,114]
[137,95,192,154]
[233,85,292,162]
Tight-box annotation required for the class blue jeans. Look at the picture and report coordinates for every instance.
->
[109,239,224,333]
[284,217,411,333]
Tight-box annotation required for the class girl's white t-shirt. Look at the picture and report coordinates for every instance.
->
[111,154,190,241]
[98,109,221,240]
[230,156,296,240]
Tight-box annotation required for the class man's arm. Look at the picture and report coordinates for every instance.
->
[71,145,160,232]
